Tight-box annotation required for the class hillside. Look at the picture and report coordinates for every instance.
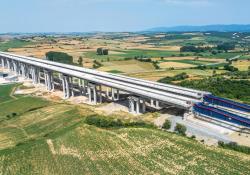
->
[0,84,250,175]
[147,24,250,32]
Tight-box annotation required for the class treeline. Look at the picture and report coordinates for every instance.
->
[178,77,250,104]
[158,73,189,84]
[224,69,250,79]
[218,141,250,154]
[45,51,74,65]
[85,115,154,128]
[180,43,236,53]
[180,46,212,53]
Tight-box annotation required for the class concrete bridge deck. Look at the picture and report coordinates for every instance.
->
[0,52,207,114]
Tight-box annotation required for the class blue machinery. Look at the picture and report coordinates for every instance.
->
[204,94,250,113]
[193,95,250,128]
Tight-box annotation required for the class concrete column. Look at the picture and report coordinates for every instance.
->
[7,59,11,70]
[78,79,84,95]
[12,61,17,75]
[1,58,4,68]
[150,99,160,109]
[87,83,102,104]
[142,100,146,113]
[24,64,29,79]
[93,86,97,104]
[128,96,146,114]
[65,76,70,98]
[78,79,82,87]
[111,88,120,101]
[117,90,120,100]
[44,70,54,91]
[88,86,92,103]
[61,76,67,99]
[51,73,54,91]
[99,86,102,103]
[69,77,74,97]
[111,88,115,100]
[44,71,48,90]
[60,74,70,99]
[106,88,110,98]
[136,100,140,114]
[37,69,41,84]
[128,97,135,113]
[155,101,160,108]
[21,63,25,78]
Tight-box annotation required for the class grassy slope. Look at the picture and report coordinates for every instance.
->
[0,124,249,175]
[0,85,249,175]
[0,84,17,103]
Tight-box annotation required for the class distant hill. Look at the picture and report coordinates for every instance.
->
[147,24,250,32]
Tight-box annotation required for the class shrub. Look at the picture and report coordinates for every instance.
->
[152,61,160,69]
[175,123,187,136]
[85,115,153,128]
[191,135,196,139]
[158,73,189,84]
[162,119,171,130]
[218,141,250,154]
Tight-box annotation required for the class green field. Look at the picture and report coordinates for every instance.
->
[162,59,216,66]
[0,84,18,103]
[0,39,33,52]
[84,49,183,61]
[0,84,250,174]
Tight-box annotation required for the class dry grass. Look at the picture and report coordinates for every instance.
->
[159,62,195,69]
[98,60,155,73]
[232,60,250,71]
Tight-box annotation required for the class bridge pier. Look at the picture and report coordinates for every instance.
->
[6,59,11,70]
[30,66,40,84]
[106,87,120,101]
[150,99,161,109]
[87,83,102,104]
[78,79,85,95]
[0,57,3,67]
[60,74,71,99]
[128,96,146,114]
[44,69,54,91]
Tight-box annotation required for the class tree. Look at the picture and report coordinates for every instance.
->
[217,43,235,52]
[78,56,83,65]
[45,51,73,65]
[162,119,171,130]
[97,48,103,55]
[103,49,109,55]
[213,69,217,76]
[224,65,239,72]
[96,48,109,55]
[175,123,186,136]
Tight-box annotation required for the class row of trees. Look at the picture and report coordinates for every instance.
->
[158,73,189,84]
[180,43,236,53]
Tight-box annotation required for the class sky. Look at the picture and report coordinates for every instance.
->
[0,0,249,33]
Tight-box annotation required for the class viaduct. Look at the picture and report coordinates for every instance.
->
[0,52,209,115]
